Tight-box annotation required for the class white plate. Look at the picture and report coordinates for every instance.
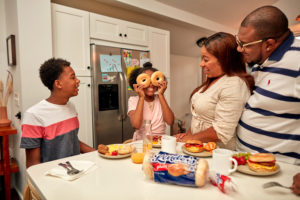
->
[237,164,280,176]
[98,152,131,159]
[152,143,161,148]
[97,144,133,159]
[181,145,213,157]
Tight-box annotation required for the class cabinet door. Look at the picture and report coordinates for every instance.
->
[90,13,149,46]
[149,27,170,77]
[72,77,93,147]
[90,13,123,43]
[51,4,90,76]
[123,21,149,46]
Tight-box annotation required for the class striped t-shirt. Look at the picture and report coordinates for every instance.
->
[20,100,80,163]
[236,33,300,165]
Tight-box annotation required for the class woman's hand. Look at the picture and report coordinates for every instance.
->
[174,129,192,142]
[157,81,167,95]
[133,84,145,98]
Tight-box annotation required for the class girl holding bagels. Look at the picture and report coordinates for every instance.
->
[128,62,174,141]
[176,32,254,150]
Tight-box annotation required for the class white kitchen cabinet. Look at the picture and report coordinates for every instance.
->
[90,13,149,46]
[51,4,91,76]
[71,76,93,147]
[149,27,170,78]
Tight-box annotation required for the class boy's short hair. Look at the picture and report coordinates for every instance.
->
[39,58,71,91]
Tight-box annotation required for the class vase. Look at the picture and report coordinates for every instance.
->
[0,106,11,127]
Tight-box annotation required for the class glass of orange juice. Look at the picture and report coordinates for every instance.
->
[131,147,145,164]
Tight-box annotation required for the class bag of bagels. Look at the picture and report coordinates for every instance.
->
[143,151,208,187]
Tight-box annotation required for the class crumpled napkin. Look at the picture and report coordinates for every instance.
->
[45,160,96,181]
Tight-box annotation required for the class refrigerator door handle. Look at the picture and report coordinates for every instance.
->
[118,72,126,120]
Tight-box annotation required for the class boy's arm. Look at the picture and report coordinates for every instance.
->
[79,140,96,153]
[25,148,41,168]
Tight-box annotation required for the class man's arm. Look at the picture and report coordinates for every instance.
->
[25,148,41,168]
[79,140,96,153]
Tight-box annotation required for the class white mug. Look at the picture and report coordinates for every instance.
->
[161,135,176,154]
[211,148,238,175]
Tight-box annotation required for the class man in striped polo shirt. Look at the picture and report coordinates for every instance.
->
[235,6,300,165]
[20,58,95,168]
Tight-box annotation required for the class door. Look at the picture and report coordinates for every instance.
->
[72,77,93,147]
[91,44,123,145]
[52,4,90,76]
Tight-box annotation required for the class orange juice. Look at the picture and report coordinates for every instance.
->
[143,143,152,153]
[131,152,145,164]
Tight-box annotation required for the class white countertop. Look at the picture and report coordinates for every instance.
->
[27,142,299,200]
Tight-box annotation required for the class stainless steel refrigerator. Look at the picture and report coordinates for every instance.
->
[91,44,150,146]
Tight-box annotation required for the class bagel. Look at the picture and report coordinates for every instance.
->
[118,145,134,155]
[151,71,164,86]
[195,159,209,187]
[184,140,204,153]
[167,163,188,177]
[136,73,151,87]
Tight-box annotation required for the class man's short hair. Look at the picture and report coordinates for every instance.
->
[241,6,289,39]
[39,58,71,91]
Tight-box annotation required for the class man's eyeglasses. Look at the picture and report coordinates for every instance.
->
[235,35,264,50]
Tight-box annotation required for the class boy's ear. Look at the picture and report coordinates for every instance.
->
[54,79,63,89]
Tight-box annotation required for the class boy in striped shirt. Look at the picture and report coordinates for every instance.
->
[20,58,95,168]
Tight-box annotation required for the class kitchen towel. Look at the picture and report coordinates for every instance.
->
[45,160,96,181]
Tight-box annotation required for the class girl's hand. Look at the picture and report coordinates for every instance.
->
[157,81,167,95]
[133,84,145,98]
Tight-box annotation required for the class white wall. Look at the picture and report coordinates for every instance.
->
[4,0,52,196]
[0,0,7,82]
[170,54,201,122]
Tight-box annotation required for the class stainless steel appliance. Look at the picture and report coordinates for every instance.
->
[91,44,150,146]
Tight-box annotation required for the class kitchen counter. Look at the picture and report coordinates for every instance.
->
[27,142,299,200]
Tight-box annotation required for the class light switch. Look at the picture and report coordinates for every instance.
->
[14,93,20,107]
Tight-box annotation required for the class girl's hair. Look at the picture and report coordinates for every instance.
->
[128,62,158,89]
[190,32,254,99]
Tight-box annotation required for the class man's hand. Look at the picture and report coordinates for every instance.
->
[292,173,300,195]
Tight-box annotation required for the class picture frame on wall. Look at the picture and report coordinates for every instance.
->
[6,35,16,66]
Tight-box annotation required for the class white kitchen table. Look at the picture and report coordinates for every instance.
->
[27,142,299,200]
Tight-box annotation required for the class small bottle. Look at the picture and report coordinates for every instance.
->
[209,171,237,194]
[143,120,153,153]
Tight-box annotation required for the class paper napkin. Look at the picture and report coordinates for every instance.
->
[45,160,96,181]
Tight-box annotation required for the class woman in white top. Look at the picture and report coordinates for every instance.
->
[176,32,254,150]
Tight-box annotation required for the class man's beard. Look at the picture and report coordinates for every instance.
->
[246,54,263,68]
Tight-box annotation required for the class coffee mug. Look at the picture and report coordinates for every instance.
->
[161,135,176,154]
[211,148,238,175]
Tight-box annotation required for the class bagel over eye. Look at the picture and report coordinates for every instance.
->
[151,71,164,86]
[136,73,151,87]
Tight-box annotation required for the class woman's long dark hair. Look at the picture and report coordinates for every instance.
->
[190,32,254,99]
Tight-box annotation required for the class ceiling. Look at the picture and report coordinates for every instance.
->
[156,0,279,30]
[94,0,300,57]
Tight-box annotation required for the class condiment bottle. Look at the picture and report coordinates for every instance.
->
[143,120,153,153]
